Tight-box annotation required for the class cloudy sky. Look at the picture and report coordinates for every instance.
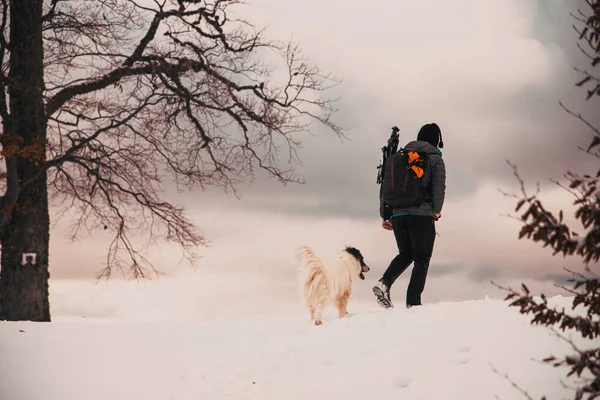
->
[48,0,599,321]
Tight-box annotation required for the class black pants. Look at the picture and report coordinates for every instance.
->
[381,215,436,306]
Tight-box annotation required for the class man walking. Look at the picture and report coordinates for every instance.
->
[373,123,446,309]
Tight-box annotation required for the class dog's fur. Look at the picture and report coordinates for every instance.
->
[295,245,370,325]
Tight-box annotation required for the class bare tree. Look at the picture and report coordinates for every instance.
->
[0,0,343,321]
[495,1,600,399]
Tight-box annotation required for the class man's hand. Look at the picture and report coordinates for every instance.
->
[382,220,393,231]
[433,212,441,220]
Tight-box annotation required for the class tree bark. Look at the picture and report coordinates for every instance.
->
[0,0,50,321]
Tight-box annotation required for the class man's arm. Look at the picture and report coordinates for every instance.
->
[379,184,386,220]
[379,178,394,221]
[431,157,446,215]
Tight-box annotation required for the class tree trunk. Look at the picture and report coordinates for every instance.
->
[0,0,50,321]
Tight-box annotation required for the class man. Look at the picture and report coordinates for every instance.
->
[373,123,446,309]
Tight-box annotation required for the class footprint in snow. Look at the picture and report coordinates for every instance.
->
[455,346,472,365]
[458,345,471,353]
[393,376,412,388]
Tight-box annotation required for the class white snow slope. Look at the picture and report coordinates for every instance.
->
[0,296,592,400]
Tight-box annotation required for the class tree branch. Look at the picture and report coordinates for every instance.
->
[46,59,202,117]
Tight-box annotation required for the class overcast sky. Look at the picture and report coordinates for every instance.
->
[48,0,599,321]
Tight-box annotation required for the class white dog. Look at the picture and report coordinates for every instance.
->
[295,245,370,325]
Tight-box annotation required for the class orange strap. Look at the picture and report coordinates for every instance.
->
[407,151,424,178]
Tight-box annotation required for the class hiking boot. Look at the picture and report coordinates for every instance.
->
[373,280,394,309]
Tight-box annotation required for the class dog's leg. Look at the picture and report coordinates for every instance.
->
[309,303,315,322]
[336,290,350,319]
[313,301,326,325]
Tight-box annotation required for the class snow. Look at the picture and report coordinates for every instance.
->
[0,295,592,400]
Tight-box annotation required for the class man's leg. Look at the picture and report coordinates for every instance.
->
[405,216,436,307]
[381,216,414,285]
[374,216,413,308]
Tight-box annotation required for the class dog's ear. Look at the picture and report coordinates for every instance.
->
[345,246,365,261]
[344,246,362,260]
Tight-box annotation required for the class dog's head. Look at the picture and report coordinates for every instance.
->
[344,246,370,280]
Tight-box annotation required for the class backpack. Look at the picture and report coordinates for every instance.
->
[380,148,430,208]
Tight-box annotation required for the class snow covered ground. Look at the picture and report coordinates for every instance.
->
[0,295,592,400]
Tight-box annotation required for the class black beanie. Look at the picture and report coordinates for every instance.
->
[417,123,443,148]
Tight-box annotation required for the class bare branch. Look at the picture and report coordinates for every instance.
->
[46,60,202,116]
[559,101,600,139]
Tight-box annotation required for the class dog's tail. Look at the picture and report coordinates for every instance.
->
[295,245,318,264]
[295,246,328,306]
